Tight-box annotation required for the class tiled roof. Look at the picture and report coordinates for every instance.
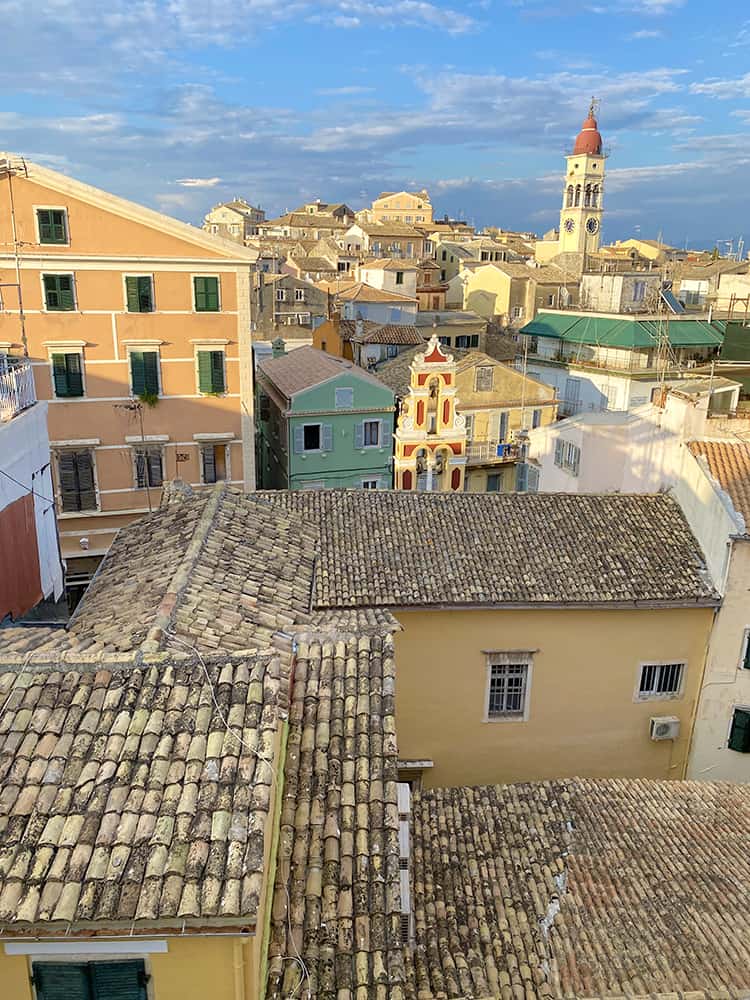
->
[350,324,423,346]
[360,259,420,272]
[258,345,389,397]
[266,632,407,1000]
[339,319,382,342]
[361,223,424,238]
[407,778,750,998]
[336,282,417,304]
[0,648,280,932]
[689,439,750,529]
[292,256,337,273]
[258,491,717,609]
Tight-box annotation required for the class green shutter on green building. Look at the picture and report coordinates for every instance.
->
[194,276,220,312]
[130,351,159,396]
[197,350,225,393]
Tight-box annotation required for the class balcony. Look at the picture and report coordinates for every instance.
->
[0,357,36,422]
[466,441,517,465]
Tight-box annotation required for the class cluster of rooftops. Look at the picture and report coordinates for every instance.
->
[1,485,749,998]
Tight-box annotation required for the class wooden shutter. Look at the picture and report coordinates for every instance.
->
[195,276,219,311]
[43,274,60,309]
[197,351,213,393]
[135,450,147,488]
[58,275,74,310]
[130,351,145,395]
[210,351,225,392]
[125,276,140,312]
[147,450,163,486]
[202,446,217,483]
[51,353,69,397]
[33,962,91,1000]
[143,352,159,395]
[76,450,97,510]
[499,412,509,442]
[38,209,53,243]
[57,451,79,512]
[729,709,750,753]
[354,422,364,448]
[137,276,153,311]
[90,959,147,1000]
[322,424,333,452]
[554,439,564,466]
[66,352,84,396]
[293,426,305,454]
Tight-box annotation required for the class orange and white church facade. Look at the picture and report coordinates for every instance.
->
[393,336,467,491]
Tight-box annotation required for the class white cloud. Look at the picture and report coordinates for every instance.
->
[629,29,663,39]
[690,73,750,99]
[175,177,222,187]
[314,85,375,96]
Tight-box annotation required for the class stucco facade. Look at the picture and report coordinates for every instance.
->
[394,605,714,788]
[0,157,257,583]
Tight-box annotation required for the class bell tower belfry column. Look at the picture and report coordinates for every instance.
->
[559,99,606,256]
[393,335,467,492]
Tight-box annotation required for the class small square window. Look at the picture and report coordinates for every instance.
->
[474,366,494,392]
[486,655,531,720]
[362,479,379,490]
[125,275,154,313]
[396,271,404,285]
[134,447,163,488]
[729,708,750,752]
[335,387,354,409]
[44,274,75,311]
[295,288,305,301]
[37,208,68,245]
[194,276,220,312]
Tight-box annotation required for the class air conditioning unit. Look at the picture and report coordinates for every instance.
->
[650,716,680,741]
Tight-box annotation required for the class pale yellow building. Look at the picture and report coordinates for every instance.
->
[202,198,265,242]
[460,259,579,326]
[0,154,258,586]
[371,189,433,225]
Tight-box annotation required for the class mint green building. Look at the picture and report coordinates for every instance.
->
[256,342,395,489]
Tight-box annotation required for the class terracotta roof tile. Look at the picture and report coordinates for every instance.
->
[407,778,750,998]
[259,491,717,609]
[688,439,750,528]
[258,345,389,397]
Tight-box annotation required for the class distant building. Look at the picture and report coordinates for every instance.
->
[0,362,64,620]
[370,189,433,225]
[318,279,418,325]
[256,273,328,337]
[579,270,663,313]
[416,258,448,311]
[343,221,427,259]
[202,198,265,242]
[256,343,395,489]
[460,260,579,326]
[535,102,606,270]
[357,258,420,299]
[519,309,725,415]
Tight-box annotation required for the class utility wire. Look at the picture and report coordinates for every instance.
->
[0,467,56,506]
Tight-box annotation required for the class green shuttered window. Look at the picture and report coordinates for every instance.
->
[51,352,84,397]
[57,449,97,512]
[125,276,154,312]
[33,960,147,1000]
[43,274,75,310]
[729,708,750,753]
[37,208,68,244]
[742,630,750,669]
[197,350,225,393]
[194,276,220,312]
[129,351,160,397]
[134,447,163,488]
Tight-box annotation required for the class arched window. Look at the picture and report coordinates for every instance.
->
[574,185,581,207]
[566,185,574,208]
[584,184,592,207]
[592,185,600,208]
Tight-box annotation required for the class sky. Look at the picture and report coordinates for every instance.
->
[1,0,749,249]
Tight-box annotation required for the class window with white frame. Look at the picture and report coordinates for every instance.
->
[133,446,164,488]
[637,662,684,699]
[362,419,380,447]
[512,305,524,319]
[362,478,379,489]
[486,653,532,720]
[294,288,305,301]
[276,288,286,301]
[633,280,647,303]
[554,438,580,475]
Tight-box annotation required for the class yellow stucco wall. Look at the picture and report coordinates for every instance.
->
[393,606,713,788]
[0,935,261,1000]
[0,168,255,567]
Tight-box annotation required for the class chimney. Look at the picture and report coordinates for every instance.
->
[271,336,286,358]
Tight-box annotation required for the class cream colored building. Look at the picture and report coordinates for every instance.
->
[202,198,265,243]
[460,259,578,325]
[536,104,606,267]
[0,154,258,584]
[371,189,433,225]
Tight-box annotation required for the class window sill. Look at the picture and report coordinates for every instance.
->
[483,714,528,724]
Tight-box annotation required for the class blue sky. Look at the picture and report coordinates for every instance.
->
[1,0,748,248]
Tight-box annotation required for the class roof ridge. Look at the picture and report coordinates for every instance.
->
[140,484,227,653]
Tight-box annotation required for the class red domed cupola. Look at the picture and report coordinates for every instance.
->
[573,100,602,155]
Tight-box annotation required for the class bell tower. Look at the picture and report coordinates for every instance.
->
[393,335,467,492]
[559,99,605,256]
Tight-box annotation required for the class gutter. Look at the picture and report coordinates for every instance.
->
[259,718,289,1000]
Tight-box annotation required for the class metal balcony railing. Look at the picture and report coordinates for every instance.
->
[0,357,36,421]
[466,441,517,464]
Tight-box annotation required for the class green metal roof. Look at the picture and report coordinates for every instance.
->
[521,312,725,349]
[719,321,750,361]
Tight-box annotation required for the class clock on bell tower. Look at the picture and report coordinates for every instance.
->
[559,99,605,256]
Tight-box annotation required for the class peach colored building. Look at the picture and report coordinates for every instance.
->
[0,155,258,584]
[370,189,433,225]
